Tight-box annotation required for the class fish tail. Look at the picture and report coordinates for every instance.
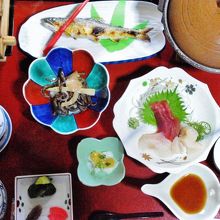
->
[136,27,153,42]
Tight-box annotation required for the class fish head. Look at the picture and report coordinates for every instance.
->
[41,17,65,32]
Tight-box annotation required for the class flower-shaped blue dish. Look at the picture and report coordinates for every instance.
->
[77,137,125,186]
[23,47,110,135]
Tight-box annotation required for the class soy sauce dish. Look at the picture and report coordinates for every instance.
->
[141,163,220,220]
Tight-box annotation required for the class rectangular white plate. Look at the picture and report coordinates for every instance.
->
[15,173,73,220]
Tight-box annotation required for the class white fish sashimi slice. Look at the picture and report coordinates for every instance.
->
[138,127,202,160]
[138,132,174,158]
[171,137,187,156]
[179,126,202,149]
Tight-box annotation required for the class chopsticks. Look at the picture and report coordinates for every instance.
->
[43,0,90,56]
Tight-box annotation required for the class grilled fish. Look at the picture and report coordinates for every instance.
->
[41,17,153,42]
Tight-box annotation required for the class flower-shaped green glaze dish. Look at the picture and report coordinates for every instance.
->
[77,137,125,186]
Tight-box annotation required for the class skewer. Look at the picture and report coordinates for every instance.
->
[43,0,89,55]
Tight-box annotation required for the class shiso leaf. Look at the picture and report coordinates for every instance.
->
[140,87,188,125]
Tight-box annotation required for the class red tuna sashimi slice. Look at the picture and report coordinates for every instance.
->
[151,100,180,141]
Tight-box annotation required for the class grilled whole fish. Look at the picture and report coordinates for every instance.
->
[41,17,153,42]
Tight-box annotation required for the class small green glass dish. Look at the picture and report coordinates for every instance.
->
[77,137,125,186]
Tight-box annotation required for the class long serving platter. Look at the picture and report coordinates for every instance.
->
[18,1,165,63]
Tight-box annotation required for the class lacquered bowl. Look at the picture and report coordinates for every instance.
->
[160,0,220,73]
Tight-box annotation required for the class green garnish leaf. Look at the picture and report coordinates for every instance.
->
[96,161,105,169]
[99,154,106,159]
[186,121,211,141]
[128,117,140,129]
[140,87,188,125]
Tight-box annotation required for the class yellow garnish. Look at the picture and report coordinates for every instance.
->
[89,151,115,169]
[104,158,115,168]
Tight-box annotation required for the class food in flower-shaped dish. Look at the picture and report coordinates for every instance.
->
[77,137,125,186]
[113,67,220,173]
[23,47,110,134]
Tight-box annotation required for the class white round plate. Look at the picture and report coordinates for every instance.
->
[18,1,165,63]
[113,66,220,173]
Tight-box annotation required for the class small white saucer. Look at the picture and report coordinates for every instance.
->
[141,163,220,220]
[214,138,220,171]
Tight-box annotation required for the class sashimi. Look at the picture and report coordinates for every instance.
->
[151,100,180,141]
[138,126,202,160]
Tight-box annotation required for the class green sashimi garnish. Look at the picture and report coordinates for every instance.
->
[140,87,188,125]
[128,117,140,129]
[186,121,211,141]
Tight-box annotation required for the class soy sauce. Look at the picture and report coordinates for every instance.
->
[170,174,207,214]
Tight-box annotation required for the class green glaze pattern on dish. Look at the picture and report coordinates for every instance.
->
[100,21,148,52]
[29,58,56,86]
[51,115,77,134]
[77,137,125,186]
[91,0,148,52]
[90,4,101,20]
[86,63,108,90]
[110,0,126,27]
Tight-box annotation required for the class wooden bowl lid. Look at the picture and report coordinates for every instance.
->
[167,0,220,70]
